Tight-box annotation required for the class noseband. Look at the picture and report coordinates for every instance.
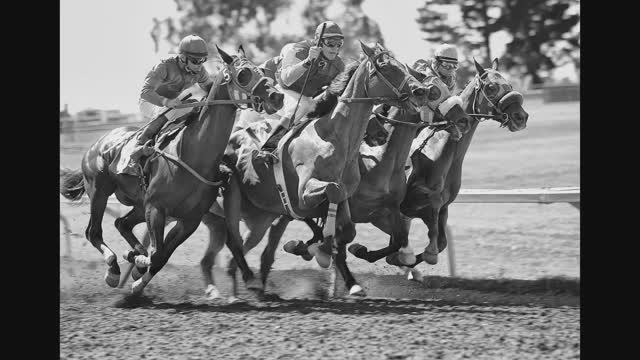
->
[468,72,516,127]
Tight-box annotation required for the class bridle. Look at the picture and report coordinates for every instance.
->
[340,51,418,110]
[468,71,515,128]
[222,56,275,112]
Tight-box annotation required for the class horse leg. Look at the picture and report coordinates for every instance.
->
[282,217,317,260]
[200,212,227,300]
[133,217,201,294]
[226,212,277,294]
[300,177,346,210]
[222,176,261,297]
[437,206,449,252]
[114,206,149,282]
[421,208,441,265]
[333,201,364,296]
[348,210,412,264]
[131,205,166,294]
[84,179,120,287]
[260,215,290,288]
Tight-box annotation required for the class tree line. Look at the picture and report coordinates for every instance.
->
[150,0,579,89]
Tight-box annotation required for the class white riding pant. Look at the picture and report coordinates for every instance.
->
[274,84,316,126]
[138,99,193,122]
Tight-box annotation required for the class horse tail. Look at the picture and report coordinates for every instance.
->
[59,168,86,201]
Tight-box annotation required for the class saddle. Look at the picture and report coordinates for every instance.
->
[110,111,199,177]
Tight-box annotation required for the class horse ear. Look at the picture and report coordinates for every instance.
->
[216,45,234,65]
[492,57,499,70]
[473,57,485,76]
[237,44,246,58]
[360,40,375,58]
[406,63,426,82]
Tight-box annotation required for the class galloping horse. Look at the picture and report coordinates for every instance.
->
[59,46,284,294]
[370,58,530,271]
[208,42,429,297]
[196,65,472,299]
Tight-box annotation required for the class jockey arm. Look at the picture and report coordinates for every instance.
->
[278,43,311,87]
[140,62,171,107]
[196,70,214,94]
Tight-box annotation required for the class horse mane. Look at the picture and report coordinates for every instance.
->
[306,60,362,118]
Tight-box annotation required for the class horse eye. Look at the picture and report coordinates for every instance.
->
[237,68,252,87]
[486,83,499,96]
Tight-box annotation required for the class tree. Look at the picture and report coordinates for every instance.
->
[416,0,580,86]
[150,0,293,64]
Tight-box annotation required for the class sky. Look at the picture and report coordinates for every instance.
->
[60,0,577,114]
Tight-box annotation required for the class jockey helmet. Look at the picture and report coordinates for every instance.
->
[315,21,344,40]
[178,35,209,58]
[434,43,458,64]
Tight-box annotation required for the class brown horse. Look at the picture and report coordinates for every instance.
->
[198,82,471,298]
[377,58,529,272]
[209,42,429,297]
[59,46,284,294]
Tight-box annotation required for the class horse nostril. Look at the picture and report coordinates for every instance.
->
[413,88,426,97]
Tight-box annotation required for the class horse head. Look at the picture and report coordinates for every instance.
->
[472,58,528,132]
[216,45,284,115]
[406,65,471,141]
[359,42,429,114]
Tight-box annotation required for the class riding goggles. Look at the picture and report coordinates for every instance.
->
[187,56,207,65]
[322,39,344,48]
[438,61,458,70]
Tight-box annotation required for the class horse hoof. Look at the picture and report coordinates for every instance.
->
[283,240,301,254]
[423,250,438,265]
[385,253,404,267]
[246,278,264,292]
[104,252,116,266]
[131,266,147,281]
[308,244,332,268]
[349,285,366,297]
[204,285,221,300]
[104,269,120,288]
[406,268,424,283]
[348,243,367,259]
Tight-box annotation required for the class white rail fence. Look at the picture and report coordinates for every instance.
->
[60,187,580,276]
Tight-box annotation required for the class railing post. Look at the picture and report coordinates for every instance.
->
[446,225,456,277]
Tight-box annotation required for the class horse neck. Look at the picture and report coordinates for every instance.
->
[181,83,237,173]
[322,63,375,160]
[450,79,483,162]
[377,109,419,171]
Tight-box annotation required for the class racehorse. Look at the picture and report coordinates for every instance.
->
[59,46,284,294]
[222,58,529,291]
[359,58,530,272]
[196,64,473,299]
[205,42,429,297]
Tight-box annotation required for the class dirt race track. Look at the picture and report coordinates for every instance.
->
[61,257,579,360]
[60,99,580,359]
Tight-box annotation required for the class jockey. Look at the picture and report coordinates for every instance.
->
[412,43,460,123]
[253,20,346,165]
[131,34,214,161]
[413,43,459,92]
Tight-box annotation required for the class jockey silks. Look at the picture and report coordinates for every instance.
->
[275,40,345,97]
[140,56,211,107]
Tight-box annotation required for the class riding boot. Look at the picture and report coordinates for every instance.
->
[253,119,291,165]
[131,114,170,161]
